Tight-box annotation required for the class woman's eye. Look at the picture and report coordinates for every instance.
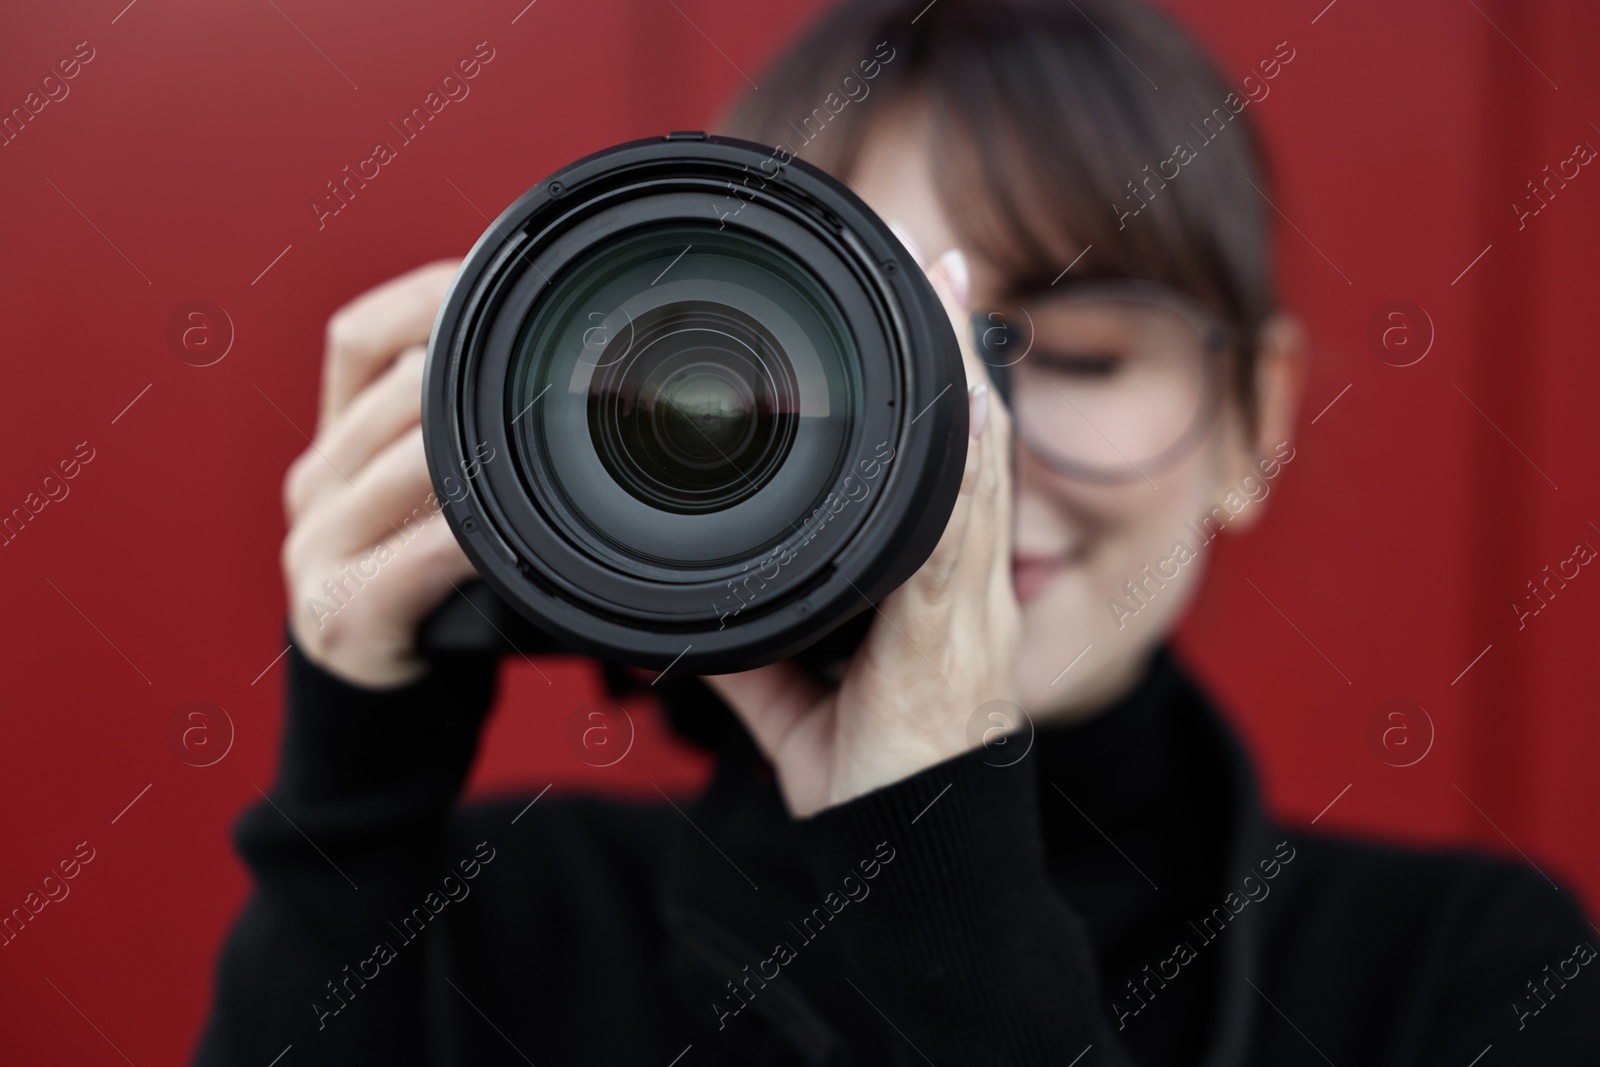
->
[1036,350,1122,378]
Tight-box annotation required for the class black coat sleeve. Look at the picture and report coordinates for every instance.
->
[191,640,499,1066]
[791,744,1137,1066]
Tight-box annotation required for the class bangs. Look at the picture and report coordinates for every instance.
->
[719,0,1277,414]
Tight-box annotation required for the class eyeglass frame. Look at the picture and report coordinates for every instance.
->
[969,277,1239,485]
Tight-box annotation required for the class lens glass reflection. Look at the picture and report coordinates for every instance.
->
[588,299,799,514]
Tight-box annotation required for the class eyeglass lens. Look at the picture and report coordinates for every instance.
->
[972,286,1221,481]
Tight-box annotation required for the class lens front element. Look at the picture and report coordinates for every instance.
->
[588,300,799,515]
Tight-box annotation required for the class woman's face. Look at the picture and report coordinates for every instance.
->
[845,102,1303,722]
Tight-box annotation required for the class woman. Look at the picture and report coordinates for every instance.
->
[196,0,1598,1063]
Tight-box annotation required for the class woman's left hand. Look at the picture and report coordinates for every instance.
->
[703,246,1022,819]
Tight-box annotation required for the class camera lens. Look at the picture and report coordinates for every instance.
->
[509,225,858,566]
[421,134,968,673]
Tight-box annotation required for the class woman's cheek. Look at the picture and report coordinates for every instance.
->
[1012,449,1225,712]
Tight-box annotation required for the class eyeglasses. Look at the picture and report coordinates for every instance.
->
[971,279,1233,484]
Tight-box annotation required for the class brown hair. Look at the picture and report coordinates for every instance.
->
[720,0,1278,422]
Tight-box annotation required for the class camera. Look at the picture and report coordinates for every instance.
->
[418,133,969,676]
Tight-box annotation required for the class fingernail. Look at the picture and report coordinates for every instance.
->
[968,382,989,438]
[937,248,971,309]
[887,222,926,268]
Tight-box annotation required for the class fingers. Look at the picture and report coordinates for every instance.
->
[281,425,475,688]
[285,345,426,522]
[925,247,1014,608]
[925,245,1013,597]
[888,220,997,401]
[953,359,1014,618]
[288,425,437,561]
[358,512,478,629]
[322,344,427,480]
[914,383,984,594]
[867,385,985,665]
[862,238,1017,677]
[286,508,476,686]
[282,258,473,687]
[319,260,458,430]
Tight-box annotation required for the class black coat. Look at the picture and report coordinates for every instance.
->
[194,643,1600,1065]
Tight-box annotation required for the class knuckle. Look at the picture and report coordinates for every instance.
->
[280,468,299,520]
[416,259,461,291]
[294,606,336,659]
[395,349,428,401]
[282,453,315,517]
[323,309,352,350]
[918,549,961,597]
[280,526,305,577]
[314,608,346,648]
[324,308,367,365]
[281,518,320,577]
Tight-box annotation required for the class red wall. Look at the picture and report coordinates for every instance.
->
[0,1,1594,1062]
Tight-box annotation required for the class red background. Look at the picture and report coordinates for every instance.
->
[1,0,1596,1062]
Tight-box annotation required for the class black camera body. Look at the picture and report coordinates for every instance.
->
[419,133,967,676]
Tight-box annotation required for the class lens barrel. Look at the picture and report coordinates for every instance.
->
[421,133,967,674]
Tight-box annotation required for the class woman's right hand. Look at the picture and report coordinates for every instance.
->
[280,261,478,688]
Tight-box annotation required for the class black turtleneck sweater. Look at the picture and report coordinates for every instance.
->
[193,643,1599,1065]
